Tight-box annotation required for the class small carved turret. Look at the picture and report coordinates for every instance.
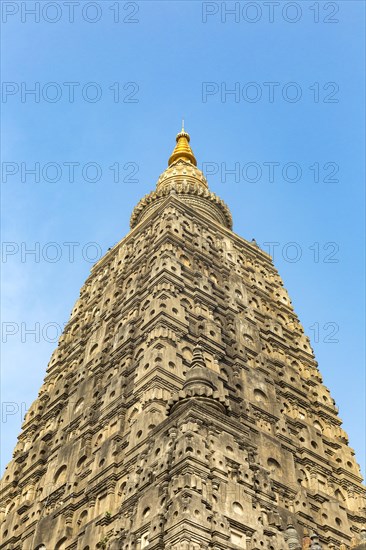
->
[309,533,322,549]
[167,345,230,414]
[285,523,301,550]
[352,528,366,549]
[182,345,216,393]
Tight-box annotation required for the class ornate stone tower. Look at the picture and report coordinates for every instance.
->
[1,128,365,550]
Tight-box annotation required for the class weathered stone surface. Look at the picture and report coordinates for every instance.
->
[1,129,365,550]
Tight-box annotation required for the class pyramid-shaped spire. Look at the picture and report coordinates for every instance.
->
[1,127,365,550]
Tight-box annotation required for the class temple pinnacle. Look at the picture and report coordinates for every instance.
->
[168,124,197,166]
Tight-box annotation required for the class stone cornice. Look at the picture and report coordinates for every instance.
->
[130,181,233,230]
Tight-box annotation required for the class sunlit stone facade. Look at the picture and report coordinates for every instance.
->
[1,129,365,550]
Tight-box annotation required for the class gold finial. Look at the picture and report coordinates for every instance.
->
[168,123,197,166]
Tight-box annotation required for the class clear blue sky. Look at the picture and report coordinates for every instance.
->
[1,1,365,477]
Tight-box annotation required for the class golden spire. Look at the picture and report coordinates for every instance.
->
[168,122,197,166]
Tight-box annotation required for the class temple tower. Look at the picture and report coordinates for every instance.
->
[1,128,365,550]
